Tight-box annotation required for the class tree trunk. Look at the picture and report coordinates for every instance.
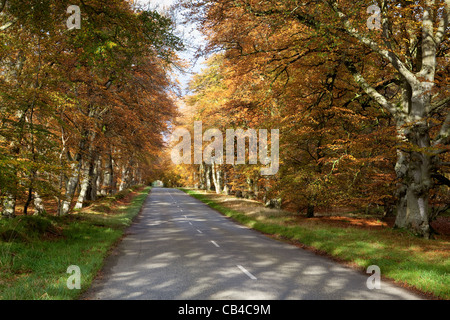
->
[59,157,82,216]
[205,164,212,191]
[86,154,99,201]
[211,161,222,194]
[198,163,205,189]
[101,153,114,195]
[394,119,433,238]
[193,171,199,189]
[223,171,230,195]
[306,204,315,218]
[74,159,90,209]
[393,86,433,238]
[119,163,131,192]
[96,158,102,197]
[23,186,33,215]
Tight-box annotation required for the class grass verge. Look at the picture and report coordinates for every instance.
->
[180,188,450,300]
[0,186,151,300]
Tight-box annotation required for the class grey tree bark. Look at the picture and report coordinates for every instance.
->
[101,153,114,196]
[119,161,132,192]
[59,154,82,216]
[74,159,90,210]
[211,161,223,194]
[335,1,450,237]
[205,164,212,191]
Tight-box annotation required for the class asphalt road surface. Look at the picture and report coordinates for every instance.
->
[85,188,421,300]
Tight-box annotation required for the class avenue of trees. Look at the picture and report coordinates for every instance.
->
[1,1,448,239]
[0,0,182,216]
[171,0,449,238]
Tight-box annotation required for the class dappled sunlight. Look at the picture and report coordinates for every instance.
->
[85,188,422,300]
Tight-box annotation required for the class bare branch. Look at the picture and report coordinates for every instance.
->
[344,60,402,119]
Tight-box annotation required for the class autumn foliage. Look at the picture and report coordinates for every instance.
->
[0,0,182,216]
[173,0,449,238]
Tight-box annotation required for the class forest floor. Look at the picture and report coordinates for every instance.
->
[181,188,450,300]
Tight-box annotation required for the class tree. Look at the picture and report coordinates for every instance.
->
[1,1,183,216]
[183,0,450,238]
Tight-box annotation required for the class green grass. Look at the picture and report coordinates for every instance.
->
[180,188,450,300]
[0,186,151,300]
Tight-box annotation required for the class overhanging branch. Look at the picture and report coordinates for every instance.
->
[344,59,401,118]
[325,0,421,89]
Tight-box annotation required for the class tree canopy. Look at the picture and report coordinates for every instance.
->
[173,0,449,238]
[0,0,183,216]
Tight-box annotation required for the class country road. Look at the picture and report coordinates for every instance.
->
[85,188,421,300]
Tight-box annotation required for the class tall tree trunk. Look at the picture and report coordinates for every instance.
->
[23,186,33,215]
[136,168,142,186]
[101,153,114,196]
[211,161,222,194]
[198,163,205,189]
[74,159,90,209]
[86,153,99,201]
[96,158,102,197]
[59,156,82,216]
[119,161,131,191]
[223,171,230,195]
[205,164,212,191]
[393,78,435,238]
[88,157,98,201]
[394,116,433,238]
[306,204,315,218]
[193,171,199,189]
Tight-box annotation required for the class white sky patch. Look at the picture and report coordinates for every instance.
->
[136,0,208,95]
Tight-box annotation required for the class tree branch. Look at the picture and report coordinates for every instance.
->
[0,18,16,31]
[419,1,438,82]
[433,111,450,147]
[430,96,450,114]
[325,0,421,89]
[344,60,401,118]
[435,0,450,46]
[432,173,450,187]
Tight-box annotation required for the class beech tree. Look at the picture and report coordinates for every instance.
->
[182,0,450,238]
[181,49,398,217]
[1,1,182,217]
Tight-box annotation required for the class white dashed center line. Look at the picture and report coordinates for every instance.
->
[211,241,220,248]
[172,190,256,282]
[237,265,257,280]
